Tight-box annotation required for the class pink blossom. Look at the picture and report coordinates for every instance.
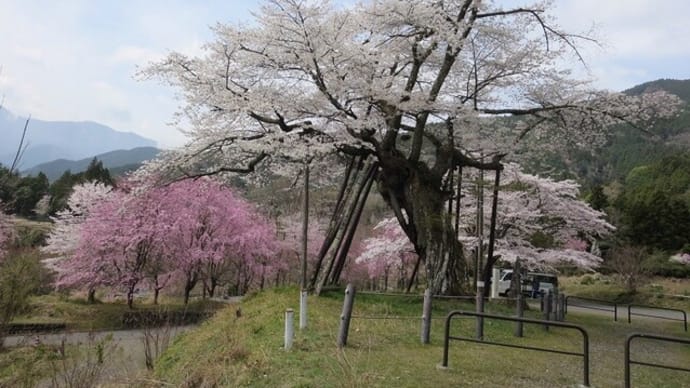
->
[355,218,418,288]
[54,177,280,305]
[459,163,613,270]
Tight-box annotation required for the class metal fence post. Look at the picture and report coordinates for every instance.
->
[421,288,432,344]
[543,291,552,331]
[338,284,356,348]
[558,294,566,321]
[515,292,524,337]
[611,301,618,322]
[540,292,545,312]
[552,289,558,321]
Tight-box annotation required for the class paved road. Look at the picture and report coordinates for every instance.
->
[556,297,688,330]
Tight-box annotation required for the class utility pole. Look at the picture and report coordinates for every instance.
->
[300,161,309,329]
[476,154,484,289]
[475,154,485,338]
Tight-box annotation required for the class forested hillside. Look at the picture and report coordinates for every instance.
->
[526,79,690,185]
[522,79,690,259]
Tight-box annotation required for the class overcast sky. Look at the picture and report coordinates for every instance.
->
[1,0,689,148]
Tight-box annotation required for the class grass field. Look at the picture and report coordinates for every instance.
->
[560,274,690,311]
[2,278,689,386]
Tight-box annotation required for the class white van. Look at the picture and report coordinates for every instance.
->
[496,269,558,297]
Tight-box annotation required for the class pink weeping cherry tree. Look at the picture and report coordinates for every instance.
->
[55,189,130,303]
[157,178,279,302]
[55,177,280,308]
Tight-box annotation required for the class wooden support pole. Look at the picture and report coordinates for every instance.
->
[515,291,524,337]
[337,284,356,348]
[421,288,432,344]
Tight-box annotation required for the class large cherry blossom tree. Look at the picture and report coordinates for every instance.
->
[143,0,679,293]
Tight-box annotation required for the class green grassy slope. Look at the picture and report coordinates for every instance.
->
[154,288,690,387]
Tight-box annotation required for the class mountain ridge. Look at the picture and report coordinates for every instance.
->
[0,108,157,169]
[21,146,161,181]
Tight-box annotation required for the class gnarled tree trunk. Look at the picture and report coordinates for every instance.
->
[378,154,467,295]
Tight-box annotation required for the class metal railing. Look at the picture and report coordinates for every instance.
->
[565,295,619,321]
[442,310,590,387]
[624,333,690,388]
[627,304,687,332]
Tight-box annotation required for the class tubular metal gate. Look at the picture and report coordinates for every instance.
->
[624,332,690,388]
[442,310,590,387]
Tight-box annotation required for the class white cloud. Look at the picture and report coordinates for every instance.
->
[109,45,163,65]
[555,0,690,59]
[1,0,689,150]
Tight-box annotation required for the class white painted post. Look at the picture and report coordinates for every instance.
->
[284,309,294,350]
[491,267,500,298]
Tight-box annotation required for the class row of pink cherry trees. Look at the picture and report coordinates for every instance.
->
[42,162,615,300]
[44,179,292,308]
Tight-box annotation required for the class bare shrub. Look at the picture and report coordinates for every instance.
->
[606,245,650,293]
[0,250,43,349]
[46,333,115,388]
[141,308,175,370]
